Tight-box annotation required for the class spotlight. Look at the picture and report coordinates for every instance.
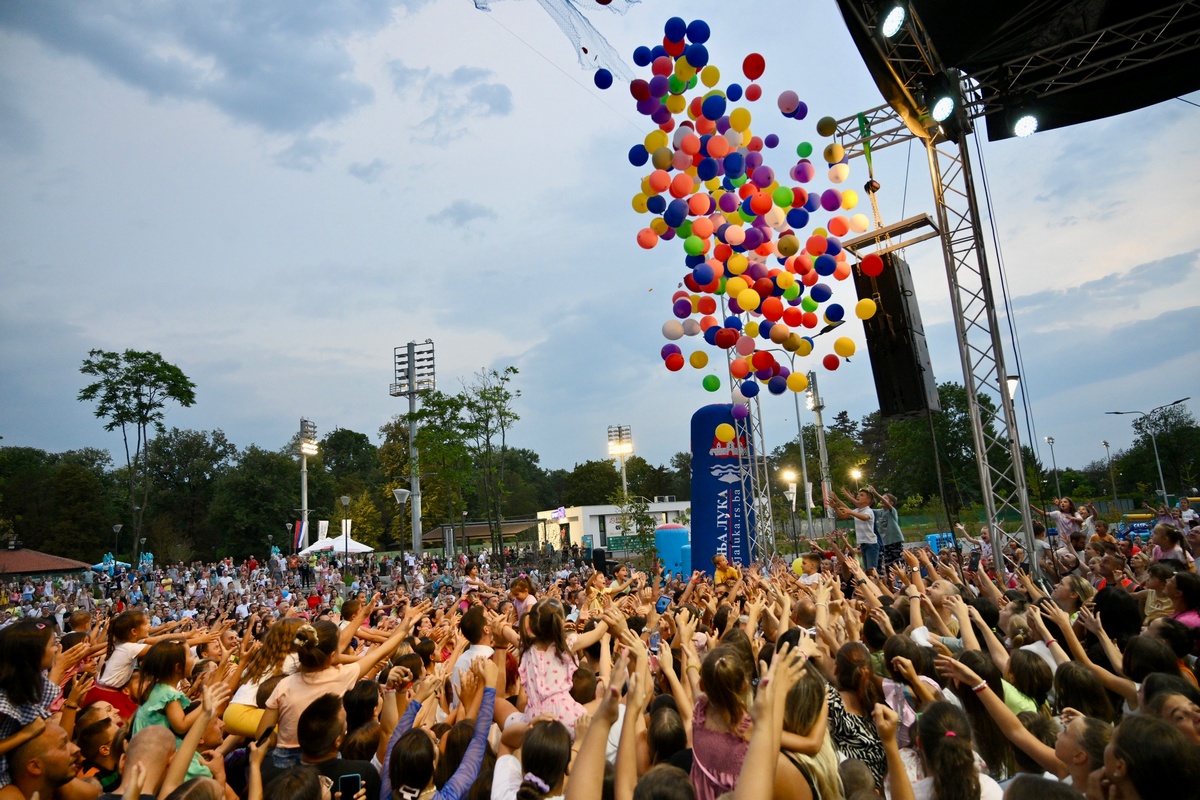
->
[1013,113,1038,138]
[923,72,956,124]
[881,4,906,38]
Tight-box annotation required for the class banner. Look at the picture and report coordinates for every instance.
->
[318,520,329,540]
[293,521,307,549]
[690,404,754,575]
[341,519,352,537]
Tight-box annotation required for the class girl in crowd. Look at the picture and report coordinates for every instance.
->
[223,617,303,737]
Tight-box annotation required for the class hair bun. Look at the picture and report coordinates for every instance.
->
[293,624,317,649]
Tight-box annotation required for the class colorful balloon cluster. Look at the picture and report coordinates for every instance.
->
[622,17,882,424]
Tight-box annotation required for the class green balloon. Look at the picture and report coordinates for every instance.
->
[683,235,704,256]
[783,283,802,300]
[676,219,693,238]
[797,141,813,158]
[772,186,794,207]
[730,175,747,187]
[801,295,819,313]
[737,206,755,223]
[668,75,686,95]
[702,375,721,392]
[715,276,727,295]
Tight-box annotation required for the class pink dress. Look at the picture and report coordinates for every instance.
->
[518,644,585,732]
[690,696,750,800]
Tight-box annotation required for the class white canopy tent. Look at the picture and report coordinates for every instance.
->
[299,534,373,555]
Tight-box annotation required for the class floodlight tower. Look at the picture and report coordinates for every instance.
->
[607,425,633,498]
[299,418,318,550]
[390,341,436,557]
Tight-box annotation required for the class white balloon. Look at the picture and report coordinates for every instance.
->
[662,320,684,340]
[828,163,850,184]
[850,213,870,233]
[682,318,702,336]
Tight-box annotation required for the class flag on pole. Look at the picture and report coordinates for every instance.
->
[294,521,307,549]
[318,520,329,540]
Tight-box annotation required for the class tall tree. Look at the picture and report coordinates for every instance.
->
[78,350,196,552]
[208,445,294,560]
[143,428,235,554]
[463,367,520,562]
[562,460,621,507]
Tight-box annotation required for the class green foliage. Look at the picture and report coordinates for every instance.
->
[562,460,621,506]
[608,491,658,570]
[208,445,295,559]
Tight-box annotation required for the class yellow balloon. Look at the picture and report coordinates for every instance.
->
[729,107,752,133]
[784,333,802,352]
[715,423,736,443]
[700,65,721,88]
[644,129,669,152]
[850,213,870,232]
[725,276,749,297]
[744,320,760,338]
[632,193,649,213]
[641,176,655,196]
[812,227,828,238]
[737,288,761,311]
[855,298,877,320]
[727,253,748,275]
[787,372,809,392]
[841,189,859,210]
[797,338,814,356]
[792,557,806,576]
[650,217,669,235]
[777,234,800,257]
[834,337,856,358]
[666,94,687,114]
[823,143,845,163]
[674,57,696,81]
[689,350,709,369]
[704,177,721,191]
[775,271,795,290]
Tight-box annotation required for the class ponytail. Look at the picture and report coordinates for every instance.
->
[835,642,883,713]
[294,620,339,670]
[918,702,980,800]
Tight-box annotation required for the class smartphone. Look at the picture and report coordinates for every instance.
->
[255,724,276,748]
[655,595,671,614]
[338,774,363,796]
[648,630,662,653]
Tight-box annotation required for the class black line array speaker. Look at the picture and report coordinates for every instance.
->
[853,252,941,421]
[591,547,607,575]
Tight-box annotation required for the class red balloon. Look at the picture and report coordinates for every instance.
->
[683,273,701,292]
[801,312,819,329]
[745,83,762,102]
[761,296,784,321]
[753,277,775,298]
[747,135,763,151]
[823,354,841,371]
[715,328,739,349]
[782,307,803,326]
[663,37,686,58]
[743,53,766,80]
[861,253,884,277]
[630,80,651,101]
[666,353,686,371]
[751,350,775,370]
[652,56,674,77]
[698,296,717,315]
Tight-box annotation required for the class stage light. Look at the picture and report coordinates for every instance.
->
[881,4,906,38]
[1013,113,1038,137]
[923,72,956,124]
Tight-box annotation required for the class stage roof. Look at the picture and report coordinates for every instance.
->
[838,0,1200,141]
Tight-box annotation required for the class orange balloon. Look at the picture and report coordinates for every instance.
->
[750,192,773,215]
[637,228,658,249]
[698,296,717,315]
[648,170,671,194]
[688,194,709,216]
[756,242,775,257]
[806,235,828,256]
[695,117,716,135]
[680,134,701,155]
[761,296,784,321]
[700,315,719,331]
[730,359,751,379]
[738,183,757,200]
[692,216,714,238]
[782,306,803,326]
[802,269,820,286]
[828,215,850,237]
[707,135,730,157]
[669,173,694,198]
[714,242,732,262]
[833,261,852,280]
[802,311,819,328]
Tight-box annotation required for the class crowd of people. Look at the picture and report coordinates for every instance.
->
[1,495,1199,800]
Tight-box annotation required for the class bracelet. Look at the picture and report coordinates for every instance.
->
[971,681,988,694]
[1044,639,1056,648]
[815,602,828,607]
[64,703,78,710]
[686,664,700,673]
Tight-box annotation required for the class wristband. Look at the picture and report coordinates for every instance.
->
[1044,639,1055,648]
[971,681,988,694]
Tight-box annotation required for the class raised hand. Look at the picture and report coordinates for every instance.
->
[872,703,900,745]
[934,655,981,688]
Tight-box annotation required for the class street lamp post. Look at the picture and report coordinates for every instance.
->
[781,469,798,558]
[1102,440,1119,511]
[1044,437,1061,498]
[1106,397,1190,507]
[390,340,436,558]
[850,469,862,492]
[461,509,468,559]
[113,524,122,555]
[340,495,351,594]
[607,425,633,498]
[286,523,293,552]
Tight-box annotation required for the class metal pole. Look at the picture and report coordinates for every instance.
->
[1148,426,1169,507]
[619,454,628,498]
[407,342,424,557]
[1046,438,1061,498]
[300,454,309,550]
[807,371,833,518]
[1103,441,1119,510]
[792,388,815,540]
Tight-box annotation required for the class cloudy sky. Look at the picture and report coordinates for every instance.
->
[1,0,1197,481]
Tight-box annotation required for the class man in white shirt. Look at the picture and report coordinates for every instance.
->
[449,606,494,708]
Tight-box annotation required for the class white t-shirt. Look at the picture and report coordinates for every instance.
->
[911,771,1003,800]
[230,653,300,706]
[853,505,878,544]
[450,644,494,706]
[490,754,563,800]
[99,641,145,688]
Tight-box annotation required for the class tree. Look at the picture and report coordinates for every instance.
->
[78,350,196,552]
[562,460,621,506]
[143,429,235,555]
[463,367,520,562]
[208,445,294,560]
[608,491,658,570]
[668,451,691,501]
[347,490,384,548]
[1119,404,1200,500]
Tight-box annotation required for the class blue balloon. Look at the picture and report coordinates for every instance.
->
[814,255,837,276]
[664,16,687,42]
[701,94,726,121]
[664,199,689,228]
[825,303,845,322]
[650,45,668,61]
[825,237,842,257]
[726,83,743,102]
[724,316,743,331]
[786,208,810,228]
[758,320,775,339]
[768,376,788,395]
[633,46,653,67]
[804,192,821,213]
[628,144,649,167]
[686,19,711,43]
[684,43,709,68]
[697,157,719,181]
[685,254,705,267]
[724,152,745,178]
[594,69,613,90]
[810,283,833,303]
[703,326,719,345]
[646,195,666,215]
[740,380,760,398]
[694,262,714,284]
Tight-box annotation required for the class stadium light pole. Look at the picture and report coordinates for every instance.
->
[299,418,318,550]
[607,425,633,498]
[1101,440,1119,511]
[1044,437,1061,498]
[1106,397,1190,507]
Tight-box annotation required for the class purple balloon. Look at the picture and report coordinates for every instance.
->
[636,98,660,116]
[764,133,779,148]
[651,105,672,124]
[751,165,774,188]
[755,368,773,381]
[719,192,739,213]
[727,298,743,314]
[648,75,670,97]
[794,160,815,182]
[793,101,808,120]
[661,343,682,360]
[777,365,791,378]
[768,376,788,395]
[745,151,764,171]
[820,189,841,211]
[716,117,731,134]
[742,226,763,249]
[731,404,750,420]
[662,228,676,241]
[673,298,693,319]
[746,262,768,280]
